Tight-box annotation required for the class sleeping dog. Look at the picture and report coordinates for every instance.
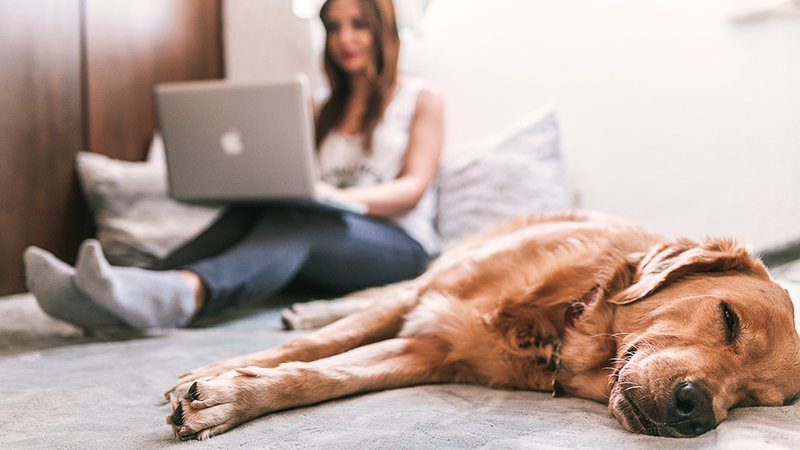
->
[166,211,800,439]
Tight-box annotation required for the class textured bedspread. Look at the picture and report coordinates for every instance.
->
[2,268,800,449]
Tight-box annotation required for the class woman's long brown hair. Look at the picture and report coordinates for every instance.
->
[316,0,400,153]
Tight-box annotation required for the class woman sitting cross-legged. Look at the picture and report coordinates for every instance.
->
[24,0,444,330]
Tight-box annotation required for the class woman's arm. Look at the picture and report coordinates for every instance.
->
[318,86,444,217]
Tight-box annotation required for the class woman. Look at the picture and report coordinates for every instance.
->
[24,0,444,329]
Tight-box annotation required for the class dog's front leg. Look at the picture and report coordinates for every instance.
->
[167,281,421,400]
[168,337,452,440]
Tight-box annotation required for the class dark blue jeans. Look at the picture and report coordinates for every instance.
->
[151,206,429,318]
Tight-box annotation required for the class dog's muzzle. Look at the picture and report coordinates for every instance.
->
[612,375,716,437]
[666,381,715,437]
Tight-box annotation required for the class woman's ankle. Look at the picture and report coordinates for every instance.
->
[178,270,207,318]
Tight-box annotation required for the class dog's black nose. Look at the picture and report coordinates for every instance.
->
[668,382,716,436]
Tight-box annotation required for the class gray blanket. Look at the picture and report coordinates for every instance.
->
[2,282,800,449]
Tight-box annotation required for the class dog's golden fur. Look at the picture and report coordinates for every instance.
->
[166,211,800,439]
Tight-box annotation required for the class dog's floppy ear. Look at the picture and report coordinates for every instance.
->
[610,237,770,305]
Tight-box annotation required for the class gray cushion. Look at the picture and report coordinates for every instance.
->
[436,106,571,246]
[75,134,223,267]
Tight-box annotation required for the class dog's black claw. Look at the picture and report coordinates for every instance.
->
[552,379,567,398]
[172,403,185,426]
[187,382,200,402]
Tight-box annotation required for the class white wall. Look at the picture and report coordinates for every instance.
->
[225,0,800,250]
[223,0,323,87]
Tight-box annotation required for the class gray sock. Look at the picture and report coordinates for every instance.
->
[73,240,196,329]
[23,246,126,329]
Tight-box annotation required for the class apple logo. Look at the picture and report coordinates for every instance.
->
[220,128,244,156]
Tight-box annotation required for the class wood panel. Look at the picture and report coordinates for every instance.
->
[0,0,222,296]
[84,0,223,161]
[0,0,86,296]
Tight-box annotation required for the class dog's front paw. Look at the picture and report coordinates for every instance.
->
[165,355,264,400]
[167,367,269,440]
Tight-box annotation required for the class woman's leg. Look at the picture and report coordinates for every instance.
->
[188,208,324,318]
[149,207,262,270]
[26,207,264,330]
[57,207,259,329]
[192,209,428,320]
[66,206,312,329]
[293,213,428,294]
[73,241,200,329]
[61,206,427,328]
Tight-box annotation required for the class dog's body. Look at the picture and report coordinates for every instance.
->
[166,211,800,440]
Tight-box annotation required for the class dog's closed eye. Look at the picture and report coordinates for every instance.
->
[720,302,739,345]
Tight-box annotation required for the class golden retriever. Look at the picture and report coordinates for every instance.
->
[165,211,800,439]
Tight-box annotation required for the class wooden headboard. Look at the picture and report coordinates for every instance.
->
[0,0,223,296]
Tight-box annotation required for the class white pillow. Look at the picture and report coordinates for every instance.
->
[436,106,571,246]
[76,134,224,267]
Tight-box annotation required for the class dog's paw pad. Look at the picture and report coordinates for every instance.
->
[190,400,209,409]
[234,367,261,377]
[177,426,197,440]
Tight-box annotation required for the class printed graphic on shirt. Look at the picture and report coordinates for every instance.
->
[323,163,383,188]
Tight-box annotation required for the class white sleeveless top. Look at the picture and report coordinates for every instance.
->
[317,77,439,255]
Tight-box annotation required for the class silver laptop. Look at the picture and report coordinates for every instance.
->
[153,74,366,214]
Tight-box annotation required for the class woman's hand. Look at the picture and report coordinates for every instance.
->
[315,181,354,204]
[315,181,369,214]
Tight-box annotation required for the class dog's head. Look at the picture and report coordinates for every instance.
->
[605,238,800,437]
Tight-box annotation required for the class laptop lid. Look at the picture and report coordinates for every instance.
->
[154,75,319,204]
